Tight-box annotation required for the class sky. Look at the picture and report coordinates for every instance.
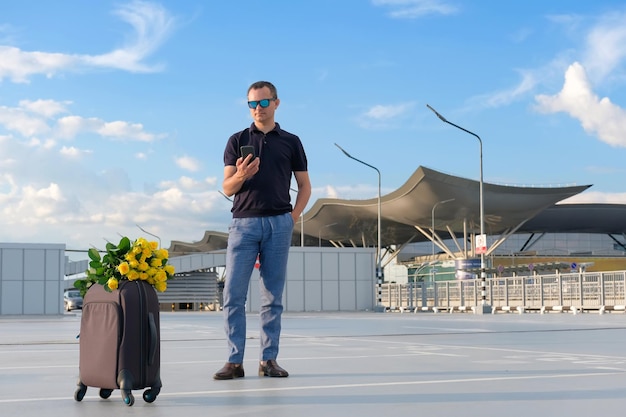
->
[2,0,626,259]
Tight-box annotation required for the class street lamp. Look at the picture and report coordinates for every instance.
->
[217,190,233,202]
[298,215,304,247]
[426,104,489,313]
[335,143,384,312]
[290,187,305,247]
[431,198,455,281]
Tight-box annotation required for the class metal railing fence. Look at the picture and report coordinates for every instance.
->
[381,270,626,312]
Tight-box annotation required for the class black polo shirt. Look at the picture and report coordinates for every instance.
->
[223,122,308,218]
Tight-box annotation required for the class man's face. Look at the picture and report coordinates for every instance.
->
[248,86,279,124]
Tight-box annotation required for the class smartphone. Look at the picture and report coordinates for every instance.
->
[240,145,256,161]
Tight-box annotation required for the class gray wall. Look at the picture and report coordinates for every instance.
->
[64,246,378,313]
[247,247,376,312]
[0,243,65,315]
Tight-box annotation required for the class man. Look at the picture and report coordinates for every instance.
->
[214,81,311,380]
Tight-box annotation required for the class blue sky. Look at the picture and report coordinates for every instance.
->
[2,0,626,257]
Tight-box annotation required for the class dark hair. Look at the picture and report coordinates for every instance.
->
[247,81,278,99]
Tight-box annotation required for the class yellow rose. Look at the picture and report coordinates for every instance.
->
[149,241,159,250]
[156,248,169,259]
[127,270,140,281]
[164,265,175,275]
[129,259,139,269]
[155,281,167,292]
[150,258,162,267]
[139,272,149,281]
[107,278,119,290]
[138,262,149,271]
[117,262,130,275]
[155,270,167,282]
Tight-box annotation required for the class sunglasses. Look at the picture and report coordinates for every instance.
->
[247,98,276,109]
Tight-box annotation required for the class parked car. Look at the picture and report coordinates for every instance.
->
[64,289,83,311]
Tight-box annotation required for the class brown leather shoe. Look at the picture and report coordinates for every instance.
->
[213,363,245,380]
[258,359,289,377]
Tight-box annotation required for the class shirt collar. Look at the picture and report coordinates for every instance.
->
[250,122,281,134]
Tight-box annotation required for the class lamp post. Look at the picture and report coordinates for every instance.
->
[431,198,455,281]
[335,143,385,312]
[298,215,304,247]
[290,187,305,247]
[217,190,233,202]
[426,104,489,314]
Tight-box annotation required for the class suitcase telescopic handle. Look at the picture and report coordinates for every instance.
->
[148,312,158,365]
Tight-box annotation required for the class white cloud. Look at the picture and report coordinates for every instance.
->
[582,11,626,82]
[97,120,156,142]
[467,11,626,110]
[325,185,339,199]
[19,99,70,118]
[560,191,626,204]
[10,183,72,221]
[55,115,92,139]
[0,100,162,142]
[160,175,217,192]
[0,1,176,83]
[0,105,52,137]
[0,104,162,142]
[357,102,416,129]
[175,155,201,172]
[59,145,91,158]
[365,103,412,120]
[535,62,626,147]
[84,1,176,72]
[0,46,77,83]
[471,70,538,108]
[0,172,232,251]
[372,0,459,19]
[178,176,198,190]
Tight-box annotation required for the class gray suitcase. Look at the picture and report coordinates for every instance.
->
[74,280,162,406]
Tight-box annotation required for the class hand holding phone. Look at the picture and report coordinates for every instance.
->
[240,145,255,161]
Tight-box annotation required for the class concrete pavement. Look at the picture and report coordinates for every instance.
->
[1,310,626,416]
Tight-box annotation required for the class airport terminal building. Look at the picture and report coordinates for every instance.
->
[2,165,626,315]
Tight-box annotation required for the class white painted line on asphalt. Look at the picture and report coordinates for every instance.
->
[0,370,622,404]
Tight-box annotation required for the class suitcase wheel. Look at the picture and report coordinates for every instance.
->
[143,387,160,403]
[99,389,113,399]
[74,382,87,402]
[122,390,135,406]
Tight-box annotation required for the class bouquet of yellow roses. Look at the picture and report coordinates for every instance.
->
[74,236,175,297]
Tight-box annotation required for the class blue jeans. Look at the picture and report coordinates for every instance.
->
[222,213,294,363]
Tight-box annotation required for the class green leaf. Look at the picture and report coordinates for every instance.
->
[117,236,131,253]
[87,248,101,262]
[74,280,90,298]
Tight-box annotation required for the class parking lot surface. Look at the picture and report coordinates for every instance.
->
[1,310,626,416]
